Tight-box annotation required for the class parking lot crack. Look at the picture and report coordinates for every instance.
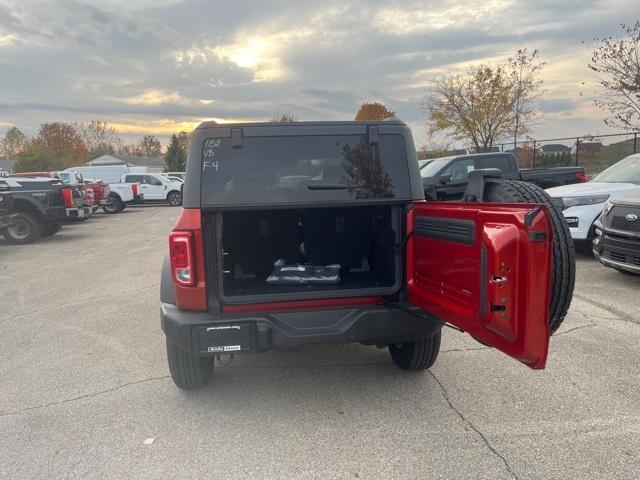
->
[0,375,170,417]
[428,370,520,480]
[554,323,597,336]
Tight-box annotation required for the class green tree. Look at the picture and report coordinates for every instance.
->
[587,21,640,130]
[136,135,162,157]
[164,134,187,172]
[1,126,27,157]
[354,102,395,121]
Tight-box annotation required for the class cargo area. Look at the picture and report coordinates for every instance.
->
[217,205,401,299]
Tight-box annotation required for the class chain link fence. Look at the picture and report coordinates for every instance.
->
[498,132,639,176]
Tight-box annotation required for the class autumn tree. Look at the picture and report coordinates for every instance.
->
[177,131,190,155]
[0,126,27,157]
[508,49,546,149]
[15,122,87,172]
[136,135,162,157]
[587,21,640,130]
[80,121,120,160]
[164,134,187,172]
[271,114,298,122]
[427,65,517,152]
[354,102,396,121]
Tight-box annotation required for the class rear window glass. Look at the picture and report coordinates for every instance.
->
[200,134,410,205]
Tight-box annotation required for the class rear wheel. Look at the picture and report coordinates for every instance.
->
[484,180,575,334]
[167,191,182,206]
[166,339,214,390]
[2,211,42,244]
[102,195,123,214]
[42,222,62,237]
[389,329,441,371]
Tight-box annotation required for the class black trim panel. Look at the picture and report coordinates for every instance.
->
[414,216,476,245]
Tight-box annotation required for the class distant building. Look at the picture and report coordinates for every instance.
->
[572,142,603,155]
[541,144,570,154]
[86,154,165,173]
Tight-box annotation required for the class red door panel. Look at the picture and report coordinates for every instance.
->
[407,202,552,369]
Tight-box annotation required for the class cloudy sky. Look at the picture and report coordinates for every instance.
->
[0,0,638,147]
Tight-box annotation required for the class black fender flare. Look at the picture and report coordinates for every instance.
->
[12,196,47,218]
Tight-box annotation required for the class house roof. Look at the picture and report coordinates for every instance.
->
[87,154,126,166]
[541,144,570,153]
[123,156,165,168]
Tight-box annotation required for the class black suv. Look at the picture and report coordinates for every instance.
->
[160,120,575,390]
[593,197,640,274]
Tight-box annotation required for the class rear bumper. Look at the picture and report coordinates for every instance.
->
[593,228,640,274]
[161,302,442,356]
[65,207,86,219]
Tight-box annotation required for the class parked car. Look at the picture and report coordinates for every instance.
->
[0,177,84,244]
[166,171,185,181]
[160,120,575,390]
[0,184,18,230]
[121,173,182,206]
[82,178,112,212]
[592,197,640,274]
[62,168,143,214]
[101,181,142,214]
[546,154,640,248]
[64,165,148,184]
[10,171,93,219]
[420,152,586,200]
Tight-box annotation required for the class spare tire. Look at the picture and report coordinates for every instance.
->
[484,180,575,334]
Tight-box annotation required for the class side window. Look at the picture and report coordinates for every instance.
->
[127,174,143,183]
[480,155,513,173]
[442,158,475,182]
[146,175,163,186]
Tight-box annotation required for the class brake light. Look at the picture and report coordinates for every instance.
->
[169,209,207,311]
[576,172,587,183]
[132,183,138,196]
[61,187,74,207]
[169,232,195,286]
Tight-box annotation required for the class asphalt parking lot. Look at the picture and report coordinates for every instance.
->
[1,206,639,480]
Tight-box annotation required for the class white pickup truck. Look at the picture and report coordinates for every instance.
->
[121,173,182,206]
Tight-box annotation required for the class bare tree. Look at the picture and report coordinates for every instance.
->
[426,65,516,152]
[587,21,640,130]
[136,135,162,157]
[508,49,546,148]
[79,121,120,160]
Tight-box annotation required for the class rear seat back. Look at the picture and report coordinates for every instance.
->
[223,211,301,276]
[303,207,377,269]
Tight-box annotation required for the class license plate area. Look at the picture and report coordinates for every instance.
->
[193,322,254,354]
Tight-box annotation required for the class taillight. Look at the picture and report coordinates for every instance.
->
[61,187,74,207]
[169,209,207,311]
[169,232,195,286]
[576,172,587,183]
[132,183,138,196]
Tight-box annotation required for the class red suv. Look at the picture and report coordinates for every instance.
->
[160,121,575,390]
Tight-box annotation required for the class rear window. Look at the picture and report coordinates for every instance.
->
[200,134,410,205]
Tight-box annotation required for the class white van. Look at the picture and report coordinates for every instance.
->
[63,165,148,184]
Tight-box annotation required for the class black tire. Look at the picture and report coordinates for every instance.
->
[2,211,43,244]
[484,180,575,334]
[102,195,123,214]
[120,203,127,211]
[42,222,62,237]
[167,191,182,207]
[166,339,214,390]
[389,329,441,371]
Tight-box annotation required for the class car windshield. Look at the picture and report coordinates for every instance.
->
[592,156,640,184]
[420,157,454,178]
